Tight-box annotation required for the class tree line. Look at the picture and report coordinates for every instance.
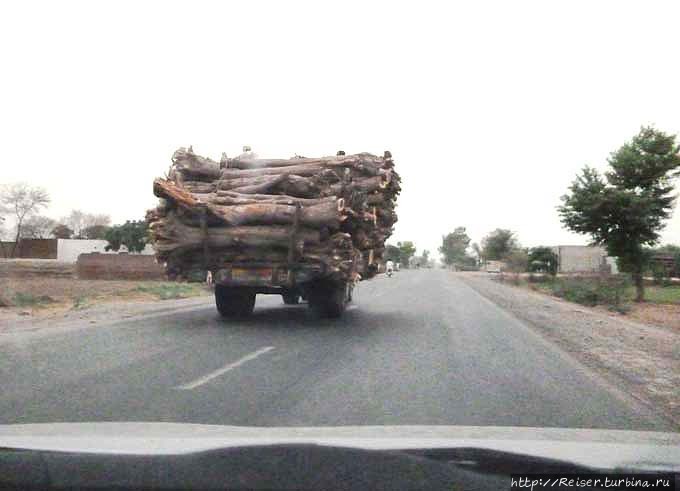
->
[437,227,557,274]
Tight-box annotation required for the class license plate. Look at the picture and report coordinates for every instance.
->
[231,268,273,284]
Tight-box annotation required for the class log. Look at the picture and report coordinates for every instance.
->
[150,213,321,252]
[224,154,384,174]
[153,179,202,208]
[219,175,320,197]
[220,158,382,179]
[275,175,321,198]
[172,147,221,180]
[328,174,390,195]
[182,181,217,194]
[214,192,338,207]
[208,201,343,228]
[216,175,282,190]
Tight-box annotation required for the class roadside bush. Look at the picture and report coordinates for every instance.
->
[134,283,200,300]
[548,275,631,309]
[13,292,56,308]
[503,249,529,285]
[528,273,550,283]
[651,263,667,286]
[72,295,89,310]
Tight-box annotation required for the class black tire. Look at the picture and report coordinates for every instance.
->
[308,281,347,318]
[282,292,301,305]
[215,285,256,318]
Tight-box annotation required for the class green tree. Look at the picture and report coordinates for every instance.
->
[105,220,148,253]
[438,227,471,266]
[397,241,416,267]
[481,229,518,260]
[558,126,680,301]
[528,246,558,275]
[385,243,401,263]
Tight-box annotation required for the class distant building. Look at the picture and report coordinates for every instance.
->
[650,254,679,278]
[550,245,618,274]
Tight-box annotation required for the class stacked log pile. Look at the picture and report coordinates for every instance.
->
[147,147,400,282]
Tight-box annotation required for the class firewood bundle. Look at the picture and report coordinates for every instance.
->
[147,147,400,282]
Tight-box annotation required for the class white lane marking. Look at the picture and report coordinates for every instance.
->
[176,346,275,390]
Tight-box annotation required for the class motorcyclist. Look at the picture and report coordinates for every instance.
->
[385,260,394,277]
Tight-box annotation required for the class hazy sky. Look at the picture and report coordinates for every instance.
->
[1,0,679,256]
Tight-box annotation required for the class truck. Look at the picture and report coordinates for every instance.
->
[148,147,400,318]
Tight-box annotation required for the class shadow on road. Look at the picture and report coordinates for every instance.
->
[187,302,418,336]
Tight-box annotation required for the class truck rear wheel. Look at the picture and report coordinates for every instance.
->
[215,285,256,318]
[308,281,347,318]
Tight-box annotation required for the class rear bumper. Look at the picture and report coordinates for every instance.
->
[213,263,325,288]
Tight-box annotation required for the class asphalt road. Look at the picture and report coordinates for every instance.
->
[0,270,671,430]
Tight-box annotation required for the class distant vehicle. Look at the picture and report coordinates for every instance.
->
[386,260,395,277]
[485,261,504,273]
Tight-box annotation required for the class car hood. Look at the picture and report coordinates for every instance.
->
[0,423,679,472]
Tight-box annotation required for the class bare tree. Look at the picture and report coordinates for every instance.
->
[84,213,111,228]
[62,210,111,238]
[20,215,57,239]
[0,183,50,257]
[61,210,86,238]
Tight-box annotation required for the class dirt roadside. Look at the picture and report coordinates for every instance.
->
[457,272,679,429]
[0,278,211,330]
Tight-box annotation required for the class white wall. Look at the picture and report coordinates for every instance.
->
[551,245,616,273]
[57,239,154,263]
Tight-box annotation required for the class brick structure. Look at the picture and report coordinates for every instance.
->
[76,253,166,280]
[0,239,58,259]
[0,259,74,278]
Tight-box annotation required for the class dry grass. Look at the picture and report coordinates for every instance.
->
[625,303,680,334]
[0,277,210,313]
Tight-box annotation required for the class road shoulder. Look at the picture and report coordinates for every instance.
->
[0,295,214,341]
[457,272,679,429]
